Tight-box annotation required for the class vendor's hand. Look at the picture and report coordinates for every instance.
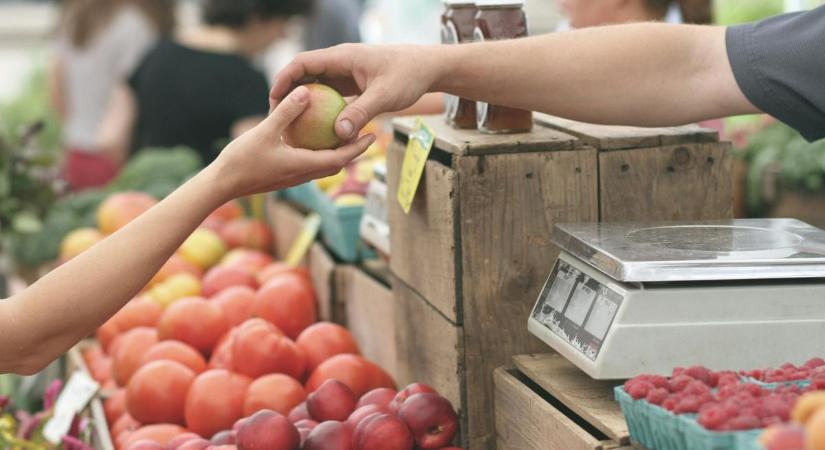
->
[210,85,376,200]
[270,44,440,141]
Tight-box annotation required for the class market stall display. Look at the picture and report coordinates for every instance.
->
[386,114,731,449]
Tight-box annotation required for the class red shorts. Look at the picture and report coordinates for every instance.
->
[64,149,119,191]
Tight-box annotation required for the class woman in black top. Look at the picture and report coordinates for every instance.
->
[99,0,311,165]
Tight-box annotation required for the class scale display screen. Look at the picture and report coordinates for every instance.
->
[531,259,623,360]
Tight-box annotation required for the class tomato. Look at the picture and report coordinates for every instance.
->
[207,201,243,223]
[141,340,207,374]
[113,298,163,332]
[208,328,237,371]
[113,327,158,386]
[232,319,305,380]
[120,424,188,449]
[111,413,141,439]
[104,389,127,425]
[306,354,395,398]
[209,286,255,327]
[157,298,229,355]
[97,317,120,355]
[202,266,257,298]
[127,361,195,425]
[253,273,317,339]
[296,322,360,374]
[184,370,252,438]
[220,249,273,274]
[244,373,306,416]
[220,218,273,251]
[256,263,311,287]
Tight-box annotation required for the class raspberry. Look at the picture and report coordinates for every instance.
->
[672,367,685,378]
[725,414,761,431]
[683,380,711,396]
[627,381,654,400]
[685,366,713,386]
[674,395,701,414]
[718,385,738,399]
[812,378,825,390]
[670,375,694,392]
[781,363,797,371]
[804,358,825,369]
[698,405,728,430]
[717,374,740,387]
[645,388,669,406]
[662,397,678,412]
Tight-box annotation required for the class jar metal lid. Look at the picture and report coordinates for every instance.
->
[475,0,525,6]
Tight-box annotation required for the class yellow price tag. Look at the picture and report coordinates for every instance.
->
[285,213,321,267]
[397,118,435,214]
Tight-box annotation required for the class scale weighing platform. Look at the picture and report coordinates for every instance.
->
[528,218,825,379]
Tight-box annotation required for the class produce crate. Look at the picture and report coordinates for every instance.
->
[335,260,398,381]
[266,196,350,322]
[66,340,115,450]
[279,183,374,262]
[387,115,732,449]
[494,353,633,450]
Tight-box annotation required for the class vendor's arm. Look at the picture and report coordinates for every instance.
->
[271,7,825,142]
[0,86,375,375]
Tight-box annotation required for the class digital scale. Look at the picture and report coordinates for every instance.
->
[528,219,825,379]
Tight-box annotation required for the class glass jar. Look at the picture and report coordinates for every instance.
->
[441,0,478,129]
[474,0,533,133]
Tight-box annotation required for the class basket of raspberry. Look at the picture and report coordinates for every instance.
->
[739,358,825,389]
[615,361,825,450]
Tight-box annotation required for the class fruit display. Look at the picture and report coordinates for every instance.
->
[65,195,463,450]
[617,359,825,450]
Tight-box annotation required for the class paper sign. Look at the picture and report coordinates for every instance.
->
[43,371,99,444]
[397,118,435,214]
[285,213,321,267]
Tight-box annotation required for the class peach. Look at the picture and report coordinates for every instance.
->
[353,413,413,450]
[235,410,300,450]
[791,391,825,424]
[60,228,104,260]
[806,408,825,450]
[397,393,458,449]
[306,380,357,422]
[389,383,437,413]
[356,388,397,410]
[220,218,273,252]
[283,84,347,150]
[759,423,805,450]
[97,192,157,234]
[303,421,352,450]
[167,433,202,450]
[288,402,311,424]
[202,266,257,297]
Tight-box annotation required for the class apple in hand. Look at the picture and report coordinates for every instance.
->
[283,84,347,150]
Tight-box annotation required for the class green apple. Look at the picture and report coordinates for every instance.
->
[284,83,347,150]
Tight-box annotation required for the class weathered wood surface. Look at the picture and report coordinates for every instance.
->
[534,113,718,151]
[387,140,461,322]
[513,353,629,444]
[599,142,733,221]
[393,115,581,156]
[458,148,599,449]
[340,266,398,379]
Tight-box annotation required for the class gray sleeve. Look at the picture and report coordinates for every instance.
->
[726,6,825,142]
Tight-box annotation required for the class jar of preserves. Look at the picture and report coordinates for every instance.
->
[441,0,478,129]
[474,0,533,133]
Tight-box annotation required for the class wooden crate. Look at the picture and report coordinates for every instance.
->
[336,261,398,381]
[386,115,732,449]
[266,196,348,322]
[495,353,638,450]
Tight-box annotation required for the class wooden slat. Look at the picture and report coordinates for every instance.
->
[341,266,398,380]
[539,113,719,149]
[513,354,629,444]
[392,115,580,156]
[534,113,719,150]
[599,142,733,222]
[457,148,599,449]
[392,279,463,424]
[307,242,337,322]
[387,140,461,322]
[494,367,603,450]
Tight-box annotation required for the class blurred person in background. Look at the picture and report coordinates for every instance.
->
[49,0,175,191]
[304,0,361,50]
[97,0,311,166]
[556,0,683,31]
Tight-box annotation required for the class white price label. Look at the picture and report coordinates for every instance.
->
[43,371,99,444]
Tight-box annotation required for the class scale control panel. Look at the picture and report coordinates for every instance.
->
[531,254,624,361]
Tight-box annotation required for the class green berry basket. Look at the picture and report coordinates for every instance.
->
[616,387,765,450]
[279,183,375,262]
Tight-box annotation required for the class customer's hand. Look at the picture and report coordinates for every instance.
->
[209,85,376,200]
[270,44,440,141]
